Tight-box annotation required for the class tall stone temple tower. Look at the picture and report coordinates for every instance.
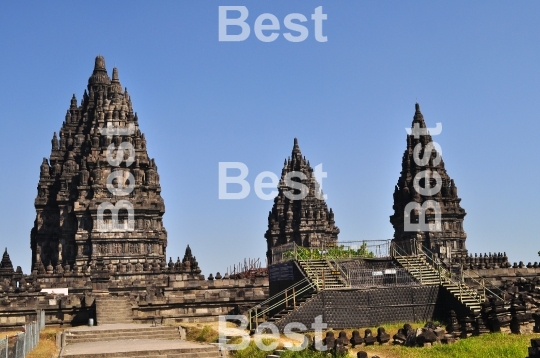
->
[265,138,339,263]
[390,104,467,262]
[30,56,167,274]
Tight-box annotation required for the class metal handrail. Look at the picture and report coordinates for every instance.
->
[247,277,317,331]
[416,243,503,301]
[457,266,505,300]
[391,239,503,304]
[297,257,323,290]
[391,242,428,283]
[248,277,313,312]
[324,258,350,288]
[290,242,348,289]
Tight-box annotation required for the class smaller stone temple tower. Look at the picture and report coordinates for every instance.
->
[265,138,339,263]
[390,104,467,262]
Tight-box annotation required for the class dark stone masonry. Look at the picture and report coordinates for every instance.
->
[0,56,269,327]
[390,103,467,262]
[0,56,538,344]
[265,138,339,264]
[32,55,169,275]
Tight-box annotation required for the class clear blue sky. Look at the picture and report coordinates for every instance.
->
[0,2,539,276]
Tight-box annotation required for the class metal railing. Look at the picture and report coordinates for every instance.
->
[271,240,391,264]
[247,277,317,331]
[323,258,350,288]
[343,267,420,288]
[0,313,44,358]
[391,239,504,302]
[273,242,350,288]
[418,243,504,302]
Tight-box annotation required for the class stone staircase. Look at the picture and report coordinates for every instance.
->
[65,325,182,344]
[62,343,221,358]
[96,296,133,324]
[297,259,348,289]
[61,324,222,358]
[394,254,483,313]
[393,255,441,286]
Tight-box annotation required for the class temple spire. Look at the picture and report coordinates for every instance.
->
[390,103,467,262]
[33,56,168,274]
[265,138,339,264]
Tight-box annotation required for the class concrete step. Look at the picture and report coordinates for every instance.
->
[66,334,180,344]
[66,334,175,341]
[67,327,178,337]
[97,296,133,325]
[62,348,220,358]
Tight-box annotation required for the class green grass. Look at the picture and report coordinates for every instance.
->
[227,325,539,358]
[280,350,348,357]
[230,339,280,358]
[357,332,536,358]
[284,243,375,261]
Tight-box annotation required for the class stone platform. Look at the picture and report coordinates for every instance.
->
[60,324,221,358]
[61,339,220,357]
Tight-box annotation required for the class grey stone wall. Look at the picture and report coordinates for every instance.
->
[0,275,269,328]
[275,285,469,331]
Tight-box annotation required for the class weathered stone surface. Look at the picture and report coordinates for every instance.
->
[390,103,467,262]
[376,327,390,345]
[0,56,270,329]
[350,330,363,347]
[31,56,168,276]
[265,138,339,263]
[364,328,377,345]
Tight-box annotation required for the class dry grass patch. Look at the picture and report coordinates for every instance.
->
[27,327,61,358]
[184,324,220,343]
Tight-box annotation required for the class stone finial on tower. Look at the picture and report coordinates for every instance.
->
[51,132,59,151]
[40,158,50,179]
[412,102,427,128]
[292,137,301,156]
[88,55,111,87]
[70,94,77,108]
[0,248,14,276]
[94,55,106,71]
[110,67,122,93]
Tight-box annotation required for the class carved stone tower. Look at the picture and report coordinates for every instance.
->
[390,104,467,262]
[31,56,167,274]
[265,138,339,264]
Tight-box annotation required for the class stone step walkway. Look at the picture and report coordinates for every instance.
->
[96,295,133,324]
[65,325,181,344]
[61,339,221,357]
[394,255,483,313]
[297,259,347,289]
[61,324,222,358]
